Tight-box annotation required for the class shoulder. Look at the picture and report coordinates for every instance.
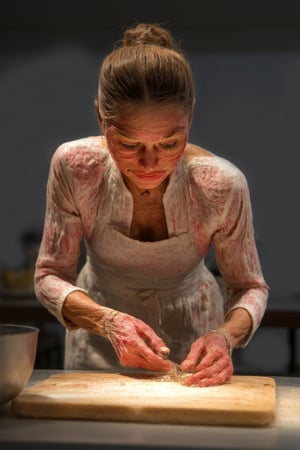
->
[183,143,247,192]
[52,136,110,180]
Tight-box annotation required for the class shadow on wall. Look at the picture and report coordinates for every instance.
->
[0,44,101,270]
[0,228,41,293]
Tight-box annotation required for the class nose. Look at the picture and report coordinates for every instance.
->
[138,146,159,169]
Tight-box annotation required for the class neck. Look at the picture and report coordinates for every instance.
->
[123,177,169,200]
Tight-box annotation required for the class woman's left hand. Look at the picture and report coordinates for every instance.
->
[179,331,233,387]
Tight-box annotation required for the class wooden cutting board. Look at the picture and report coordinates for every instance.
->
[12,372,276,427]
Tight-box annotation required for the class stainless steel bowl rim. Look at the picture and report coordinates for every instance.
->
[0,323,39,335]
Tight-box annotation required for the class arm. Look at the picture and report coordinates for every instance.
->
[216,307,253,349]
[35,142,173,372]
[62,290,173,372]
[213,168,268,345]
[34,144,89,326]
[181,160,268,386]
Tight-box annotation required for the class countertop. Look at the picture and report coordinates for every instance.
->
[0,370,300,450]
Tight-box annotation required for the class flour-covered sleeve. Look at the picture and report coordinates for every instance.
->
[213,165,268,344]
[34,140,103,328]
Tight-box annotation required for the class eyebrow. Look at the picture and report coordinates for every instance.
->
[164,127,187,138]
[114,126,186,139]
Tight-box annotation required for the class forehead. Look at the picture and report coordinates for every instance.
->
[109,103,189,138]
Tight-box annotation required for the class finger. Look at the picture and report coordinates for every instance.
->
[117,336,173,372]
[157,346,171,358]
[195,354,231,379]
[194,347,224,371]
[109,315,173,371]
[122,350,174,372]
[137,350,174,371]
[184,365,233,387]
[185,355,233,387]
[135,339,174,371]
[180,339,205,372]
[138,325,171,358]
[135,353,174,372]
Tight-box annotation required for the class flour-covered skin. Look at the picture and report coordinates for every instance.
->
[181,331,234,387]
[35,136,268,372]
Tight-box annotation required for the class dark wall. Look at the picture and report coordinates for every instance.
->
[1,0,300,374]
[1,1,300,302]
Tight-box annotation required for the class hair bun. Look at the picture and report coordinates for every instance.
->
[122,23,177,50]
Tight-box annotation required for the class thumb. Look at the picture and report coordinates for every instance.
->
[139,326,171,358]
[157,345,170,358]
[180,337,205,372]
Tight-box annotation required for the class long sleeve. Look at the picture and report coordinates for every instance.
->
[34,137,107,327]
[188,156,268,344]
[213,167,268,341]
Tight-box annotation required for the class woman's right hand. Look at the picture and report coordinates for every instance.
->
[62,291,173,372]
[104,310,174,372]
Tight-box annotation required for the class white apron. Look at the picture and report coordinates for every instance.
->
[64,158,224,369]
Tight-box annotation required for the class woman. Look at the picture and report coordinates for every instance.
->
[34,23,268,387]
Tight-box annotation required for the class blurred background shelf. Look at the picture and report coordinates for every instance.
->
[0,297,64,369]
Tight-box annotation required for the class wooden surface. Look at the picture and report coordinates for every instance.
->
[12,372,276,427]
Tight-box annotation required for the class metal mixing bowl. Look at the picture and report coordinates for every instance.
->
[0,324,39,404]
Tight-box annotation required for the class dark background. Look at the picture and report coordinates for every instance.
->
[1,0,300,373]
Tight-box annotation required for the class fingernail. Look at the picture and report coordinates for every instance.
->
[159,346,170,356]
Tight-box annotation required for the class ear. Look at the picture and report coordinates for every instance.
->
[94,98,104,131]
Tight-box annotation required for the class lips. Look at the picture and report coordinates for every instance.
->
[133,171,165,181]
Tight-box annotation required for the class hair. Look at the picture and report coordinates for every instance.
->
[97,23,195,126]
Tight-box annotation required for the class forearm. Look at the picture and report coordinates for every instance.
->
[217,307,253,350]
[34,213,84,323]
[62,290,174,372]
[62,290,114,338]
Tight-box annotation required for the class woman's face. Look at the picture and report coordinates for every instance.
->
[105,103,190,191]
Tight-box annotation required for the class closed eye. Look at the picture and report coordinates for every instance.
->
[120,142,141,150]
[159,141,178,150]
